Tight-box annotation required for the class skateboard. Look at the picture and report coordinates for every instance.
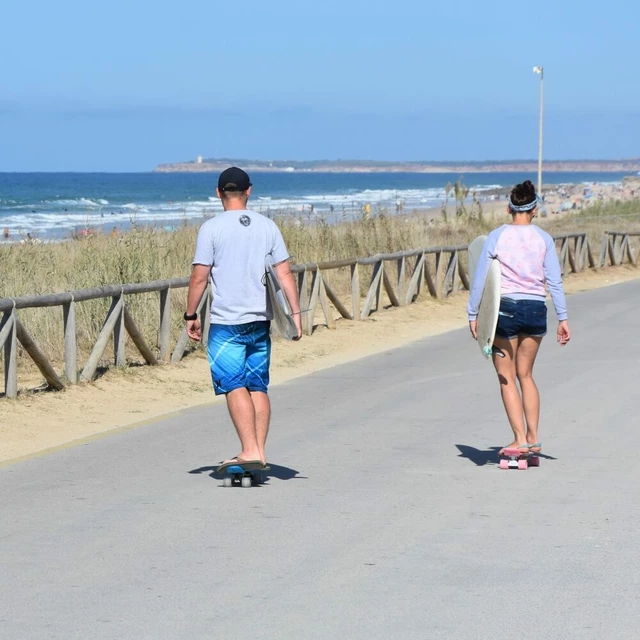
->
[498,448,540,470]
[220,464,270,488]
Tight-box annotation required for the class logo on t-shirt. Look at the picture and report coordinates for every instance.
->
[239,215,251,227]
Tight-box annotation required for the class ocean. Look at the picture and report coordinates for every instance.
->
[0,171,629,240]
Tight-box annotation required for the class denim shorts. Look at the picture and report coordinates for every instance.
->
[495,298,547,340]
[207,321,271,395]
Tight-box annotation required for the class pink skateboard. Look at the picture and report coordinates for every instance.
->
[499,448,541,470]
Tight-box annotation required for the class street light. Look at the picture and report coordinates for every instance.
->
[533,66,544,196]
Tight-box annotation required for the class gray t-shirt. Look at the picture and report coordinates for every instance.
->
[192,209,289,325]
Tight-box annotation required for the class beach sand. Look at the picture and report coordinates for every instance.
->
[1,264,639,464]
[480,179,639,217]
[398,178,639,227]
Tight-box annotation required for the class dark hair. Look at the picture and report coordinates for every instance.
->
[509,180,536,207]
[220,188,249,201]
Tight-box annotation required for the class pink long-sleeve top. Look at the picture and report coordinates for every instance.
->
[467,224,568,321]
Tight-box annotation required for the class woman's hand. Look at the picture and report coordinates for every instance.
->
[469,320,478,340]
[557,320,571,346]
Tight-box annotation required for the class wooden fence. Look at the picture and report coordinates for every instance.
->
[599,231,639,268]
[0,231,634,398]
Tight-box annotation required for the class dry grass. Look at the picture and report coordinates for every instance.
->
[543,199,640,247]
[0,227,198,369]
[1,198,639,380]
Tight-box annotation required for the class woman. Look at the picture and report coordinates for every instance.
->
[468,180,571,455]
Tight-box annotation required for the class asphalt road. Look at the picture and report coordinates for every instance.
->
[1,281,639,640]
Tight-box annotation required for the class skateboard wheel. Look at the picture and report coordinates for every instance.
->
[222,477,233,488]
[241,477,252,488]
[517,459,528,470]
[529,456,540,467]
[499,459,509,470]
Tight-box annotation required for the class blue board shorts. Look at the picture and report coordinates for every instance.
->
[207,321,271,395]
[496,298,547,340]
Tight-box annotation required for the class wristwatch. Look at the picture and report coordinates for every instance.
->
[183,312,198,321]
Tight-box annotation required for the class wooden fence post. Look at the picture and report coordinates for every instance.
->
[608,233,617,266]
[458,252,470,290]
[434,251,444,298]
[63,300,77,383]
[396,257,406,305]
[382,265,400,307]
[617,234,628,266]
[579,235,587,271]
[559,238,569,276]
[124,308,158,366]
[598,236,608,268]
[1,309,17,399]
[574,235,584,271]
[423,255,438,298]
[323,279,353,320]
[350,263,360,320]
[587,238,597,269]
[0,310,15,353]
[159,288,171,362]
[298,269,310,331]
[567,239,578,273]
[405,253,425,304]
[625,235,637,266]
[80,295,125,381]
[305,269,322,335]
[317,273,335,329]
[442,251,459,297]
[361,261,384,319]
[15,318,65,391]
[113,294,126,367]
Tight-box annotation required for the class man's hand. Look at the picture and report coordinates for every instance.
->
[274,259,303,341]
[187,319,202,342]
[469,320,478,340]
[557,320,571,346]
[185,264,210,342]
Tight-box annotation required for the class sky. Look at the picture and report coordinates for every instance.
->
[1,0,638,171]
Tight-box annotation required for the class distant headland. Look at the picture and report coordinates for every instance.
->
[153,157,640,174]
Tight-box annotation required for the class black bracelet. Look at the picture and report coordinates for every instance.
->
[183,312,198,321]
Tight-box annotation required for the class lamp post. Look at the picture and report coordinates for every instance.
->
[533,66,544,196]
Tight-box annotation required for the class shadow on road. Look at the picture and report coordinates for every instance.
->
[188,463,306,482]
[455,444,557,467]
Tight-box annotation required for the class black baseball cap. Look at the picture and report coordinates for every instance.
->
[218,167,252,192]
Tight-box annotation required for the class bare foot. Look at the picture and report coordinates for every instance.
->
[499,442,530,456]
[236,451,266,466]
[220,454,265,466]
[525,432,541,453]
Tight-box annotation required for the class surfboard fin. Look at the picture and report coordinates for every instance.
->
[484,344,505,358]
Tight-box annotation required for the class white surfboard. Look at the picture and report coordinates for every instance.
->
[468,235,501,359]
[265,255,298,341]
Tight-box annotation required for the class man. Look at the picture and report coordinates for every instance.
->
[185,167,302,472]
